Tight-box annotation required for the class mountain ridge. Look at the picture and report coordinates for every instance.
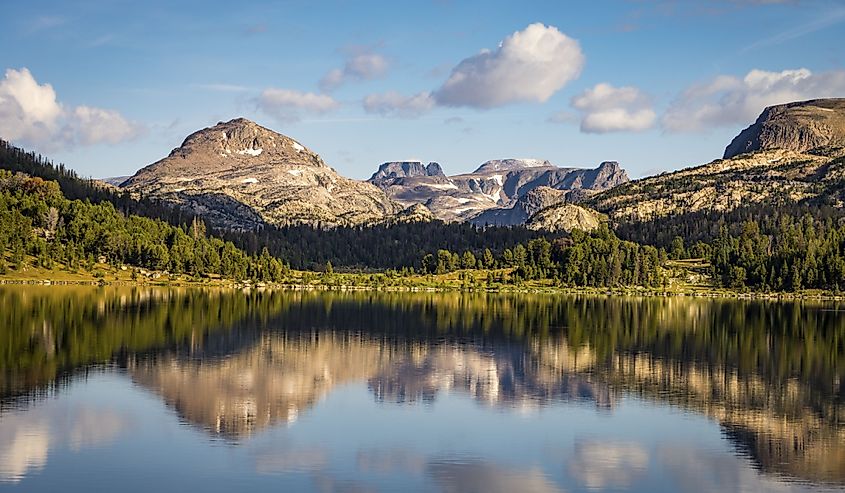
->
[369,158,628,222]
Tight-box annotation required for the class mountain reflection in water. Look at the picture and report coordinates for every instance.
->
[0,287,842,491]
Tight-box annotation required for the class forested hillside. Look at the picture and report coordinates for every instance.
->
[0,171,287,280]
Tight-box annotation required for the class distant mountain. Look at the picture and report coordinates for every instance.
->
[724,98,845,159]
[369,159,629,223]
[369,161,445,185]
[122,118,400,229]
[113,118,629,231]
[588,100,845,223]
[470,186,568,226]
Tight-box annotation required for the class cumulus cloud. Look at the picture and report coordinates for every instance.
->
[257,88,340,122]
[0,67,63,145]
[571,83,656,133]
[663,68,845,132]
[320,52,389,92]
[70,106,143,145]
[360,23,584,118]
[0,67,142,150]
[362,91,435,118]
[433,23,584,108]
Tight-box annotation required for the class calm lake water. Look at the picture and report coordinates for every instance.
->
[0,286,842,492]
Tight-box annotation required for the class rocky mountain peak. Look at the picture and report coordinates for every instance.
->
[587,161,629,189]
[120,119,400,229]
[369,160,445,184]
[154,117,327,173]
[724,98,845,159]
[425,162,444,176]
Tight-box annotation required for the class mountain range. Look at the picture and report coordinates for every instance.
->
[368,158,627,223]
[110,98,845,233]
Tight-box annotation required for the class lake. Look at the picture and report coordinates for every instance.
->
[0,286,842,492]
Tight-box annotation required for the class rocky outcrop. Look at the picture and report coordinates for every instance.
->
[369,161,445,186]
[122,118,400,229]
[526,203,605,233]
[371,158,629,223]
[470,186,568,226]
[724,99,845,158]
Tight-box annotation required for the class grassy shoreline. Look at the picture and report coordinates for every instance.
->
[2,265,843,301]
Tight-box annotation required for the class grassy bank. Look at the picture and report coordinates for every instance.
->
[1,256,842,300]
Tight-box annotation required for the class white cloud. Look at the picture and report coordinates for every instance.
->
[257,88,340,122]
[320,52,389,92]
[663,68,845,132]
[434,23,584,108]
[0,67,63,145]
[0,67,142,150]
[362,91,435,118]
[70,106,143,145]
[571,83,656,133]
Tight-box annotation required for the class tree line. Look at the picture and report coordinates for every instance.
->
[420,226,662,288]
[708,216,845,291]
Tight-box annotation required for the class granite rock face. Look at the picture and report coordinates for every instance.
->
[525,203,605,233]
[724,99,845,159]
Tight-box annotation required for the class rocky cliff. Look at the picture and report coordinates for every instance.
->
[724,99,845,158]
[369,161,445,186]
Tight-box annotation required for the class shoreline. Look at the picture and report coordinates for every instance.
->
[2,277,843,301]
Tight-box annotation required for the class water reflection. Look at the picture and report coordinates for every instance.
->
[0,396,133,482]
[427,459,564,493]
[0,287,842,491]
[568,441,649,490]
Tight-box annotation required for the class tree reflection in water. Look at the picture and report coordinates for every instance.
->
[0,287,842,487]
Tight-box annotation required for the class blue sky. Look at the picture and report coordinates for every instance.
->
[2,0,844,179]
